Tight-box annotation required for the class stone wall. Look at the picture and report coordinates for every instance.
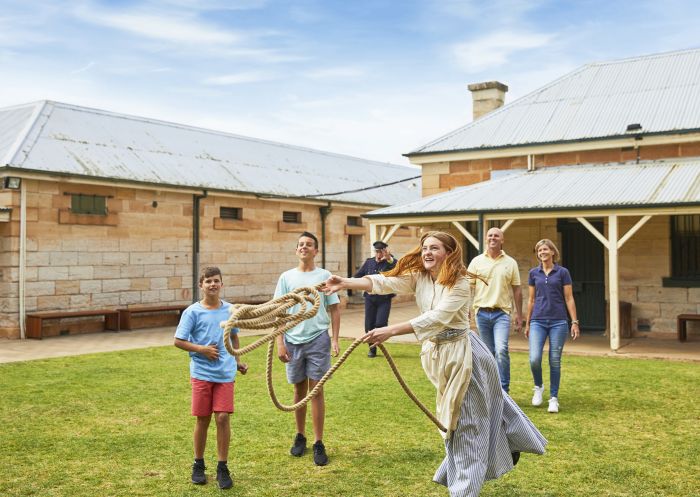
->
[0,179,419,338]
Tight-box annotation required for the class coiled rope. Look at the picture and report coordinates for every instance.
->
[221,283,446,432]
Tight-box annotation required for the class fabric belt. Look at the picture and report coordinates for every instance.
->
[479,307,503,313]
[430,328,467,344]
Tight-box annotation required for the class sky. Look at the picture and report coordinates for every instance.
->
[1,0,700,166]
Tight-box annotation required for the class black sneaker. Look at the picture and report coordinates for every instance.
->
[290,433,307,457]
[367,347,377,358]
[191,461,206,485]
[512,451,521,466]
[313,440,328,466]
[216,464,233,489]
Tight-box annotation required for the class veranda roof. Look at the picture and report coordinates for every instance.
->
[365,159,700,219]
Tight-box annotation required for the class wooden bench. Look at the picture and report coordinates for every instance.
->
[118,305,188,331]
[677,313,700,342]
[26,310,120,340]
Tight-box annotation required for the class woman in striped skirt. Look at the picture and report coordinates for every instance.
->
[323,231,547,496]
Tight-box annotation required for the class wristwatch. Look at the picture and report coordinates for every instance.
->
[571,320,580,325]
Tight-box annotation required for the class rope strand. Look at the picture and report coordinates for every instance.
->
[222,284,446,432]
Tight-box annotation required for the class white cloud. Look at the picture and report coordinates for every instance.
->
[155,0,268,10]
[303,66,367,80]
[451,31,555,72]
[0,14,56,47]
[434,0,547,21]
[203,71,276,85]
[69,2,302,64]
[70,61,95,74]
[73,5,241,46]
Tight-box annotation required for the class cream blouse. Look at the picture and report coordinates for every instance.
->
[367,272,472,438]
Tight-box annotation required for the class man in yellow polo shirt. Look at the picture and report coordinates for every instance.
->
[467,227,523,393]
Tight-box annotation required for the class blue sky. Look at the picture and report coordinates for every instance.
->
[1,0,699,165]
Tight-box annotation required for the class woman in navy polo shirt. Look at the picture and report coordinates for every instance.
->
[524,239,580,414]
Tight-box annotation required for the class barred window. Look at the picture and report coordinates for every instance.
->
[347,216,362,226]
[671,215,700,279]
[220,207,242,220]
[71,194,107,215]
[283,211,301,223]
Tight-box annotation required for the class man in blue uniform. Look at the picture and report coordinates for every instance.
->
[354,241,397,357]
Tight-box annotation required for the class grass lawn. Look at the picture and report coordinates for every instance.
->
[1,337,698,497]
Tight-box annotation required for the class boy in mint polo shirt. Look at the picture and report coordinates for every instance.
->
[274,232,340,466]
[174,266,248,489]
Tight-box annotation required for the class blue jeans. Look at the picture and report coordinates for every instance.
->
[475,309,511,392]
[528,319,568,398]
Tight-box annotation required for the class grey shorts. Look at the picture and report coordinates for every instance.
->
[284,332,331,384]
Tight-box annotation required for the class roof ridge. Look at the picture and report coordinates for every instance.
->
[1,101,48,166]
[586,46,700,67]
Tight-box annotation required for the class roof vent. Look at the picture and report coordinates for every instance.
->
[626,123,642,132]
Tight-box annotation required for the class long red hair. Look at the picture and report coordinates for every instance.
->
[383,231,475,289]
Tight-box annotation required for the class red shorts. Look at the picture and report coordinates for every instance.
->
[191,378,234,417]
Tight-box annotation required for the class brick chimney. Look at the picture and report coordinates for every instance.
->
[467,81,508,120]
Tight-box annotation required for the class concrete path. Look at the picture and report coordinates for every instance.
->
[1,302,698,363]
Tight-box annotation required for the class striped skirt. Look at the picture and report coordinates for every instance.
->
[433,331,547,496]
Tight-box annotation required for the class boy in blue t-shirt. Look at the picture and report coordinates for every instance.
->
[274,232,340,466]
[174,266,247,489]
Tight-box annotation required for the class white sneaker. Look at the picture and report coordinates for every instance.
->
[548,397,559,413]
[532,385,544,406]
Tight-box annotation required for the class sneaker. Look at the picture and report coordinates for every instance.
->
[290,433,307,457]
[367,348,377,358]
[531,385,544,406]
[313,440,329,466]
[512,451,521,466]
[548,397,559,413]
[216,463,233,489]
[191,461,206,485]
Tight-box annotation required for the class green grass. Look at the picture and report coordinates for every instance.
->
[0,338,698,497]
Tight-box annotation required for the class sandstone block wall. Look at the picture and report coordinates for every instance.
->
[0,179,419,338]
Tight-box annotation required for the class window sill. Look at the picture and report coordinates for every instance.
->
[278,221,307,233]
[213,218,261,231]
[58,209,118,226]
[662,277,700,288]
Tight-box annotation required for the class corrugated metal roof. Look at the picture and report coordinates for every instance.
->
[411,48,700,155]
[366,159,700,217]
[0,101,44,166]
[0,101,421,206]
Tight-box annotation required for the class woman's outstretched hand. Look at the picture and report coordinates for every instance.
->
[363,326,394,347]
[322,275,345,295]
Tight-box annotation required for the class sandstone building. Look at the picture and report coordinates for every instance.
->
[365,49,700,347]
[0,102,420,338]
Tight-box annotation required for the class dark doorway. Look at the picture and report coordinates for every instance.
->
[347,235,364,303]
[557,219,606,332]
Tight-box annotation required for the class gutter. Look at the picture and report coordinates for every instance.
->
[403,128,700,158]
[0,166,398,210]
[19,182,27,339]
[192,191,208,302]
[319,202,333,268]
[362,201,700,220]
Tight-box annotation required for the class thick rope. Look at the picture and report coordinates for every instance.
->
[222,284,446,432]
